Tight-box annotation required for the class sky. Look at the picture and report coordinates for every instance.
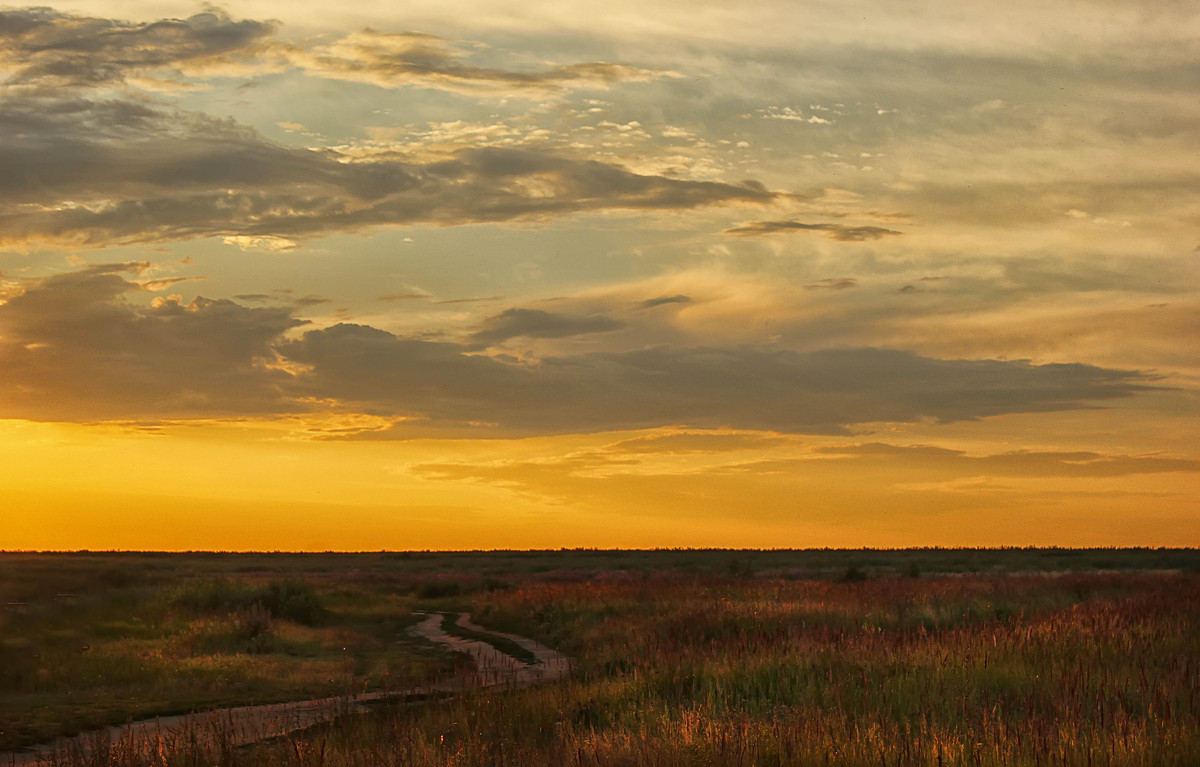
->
[1,0,1198,550]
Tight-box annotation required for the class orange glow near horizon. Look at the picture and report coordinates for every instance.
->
[3,419,1196,551]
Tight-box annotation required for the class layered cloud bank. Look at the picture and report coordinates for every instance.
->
[0,8,771,248]
[0,264,1152,435]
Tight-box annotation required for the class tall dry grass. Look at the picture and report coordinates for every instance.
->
[16,572,1200,766]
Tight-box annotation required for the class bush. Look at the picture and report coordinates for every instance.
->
[482,577,514,592]
[171,577,249,614]
[840,565,869,583]
[257,580,325,625]
[415,580,462,599]
[171,578,325,625]
[234,602,276,653]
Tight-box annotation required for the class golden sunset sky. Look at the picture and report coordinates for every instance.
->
[1,0,1198,550]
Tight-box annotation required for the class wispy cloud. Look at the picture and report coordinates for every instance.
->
[223,235,299,252]
[724,220,903,241]
[0,7,670,96]
[406,441,1200,517]
[279,29,677,95]
[467,308,626,348]
[804,278,857,291]
[603,431,794,455]
[813,443,1200,478]
[640,294,693,309]
[376,292,433,302]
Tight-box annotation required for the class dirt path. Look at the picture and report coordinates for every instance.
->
[2,613,570,766]
[451,613,570,685]
[408,611,570,688]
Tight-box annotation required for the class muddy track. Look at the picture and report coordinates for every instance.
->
[2,613,570,766]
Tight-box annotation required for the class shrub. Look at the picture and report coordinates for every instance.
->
[171,577,249,614]
[234,602,277,654]
[171,578,325,625]
[840,565,869,583]
[257,580,325,625]
[415,580,461,599]
[481,577,514,592]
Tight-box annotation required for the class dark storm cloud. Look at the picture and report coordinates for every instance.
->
[723,220,903,241]
[0,267,1157,433]
[467,308,626,348]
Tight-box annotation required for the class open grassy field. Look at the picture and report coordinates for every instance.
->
[0,556,464,750]
[454,571,1199,766]
[2,549,1197,765]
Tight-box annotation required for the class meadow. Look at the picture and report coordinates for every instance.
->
[2,549,1197,765]
[0,556,460,750]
